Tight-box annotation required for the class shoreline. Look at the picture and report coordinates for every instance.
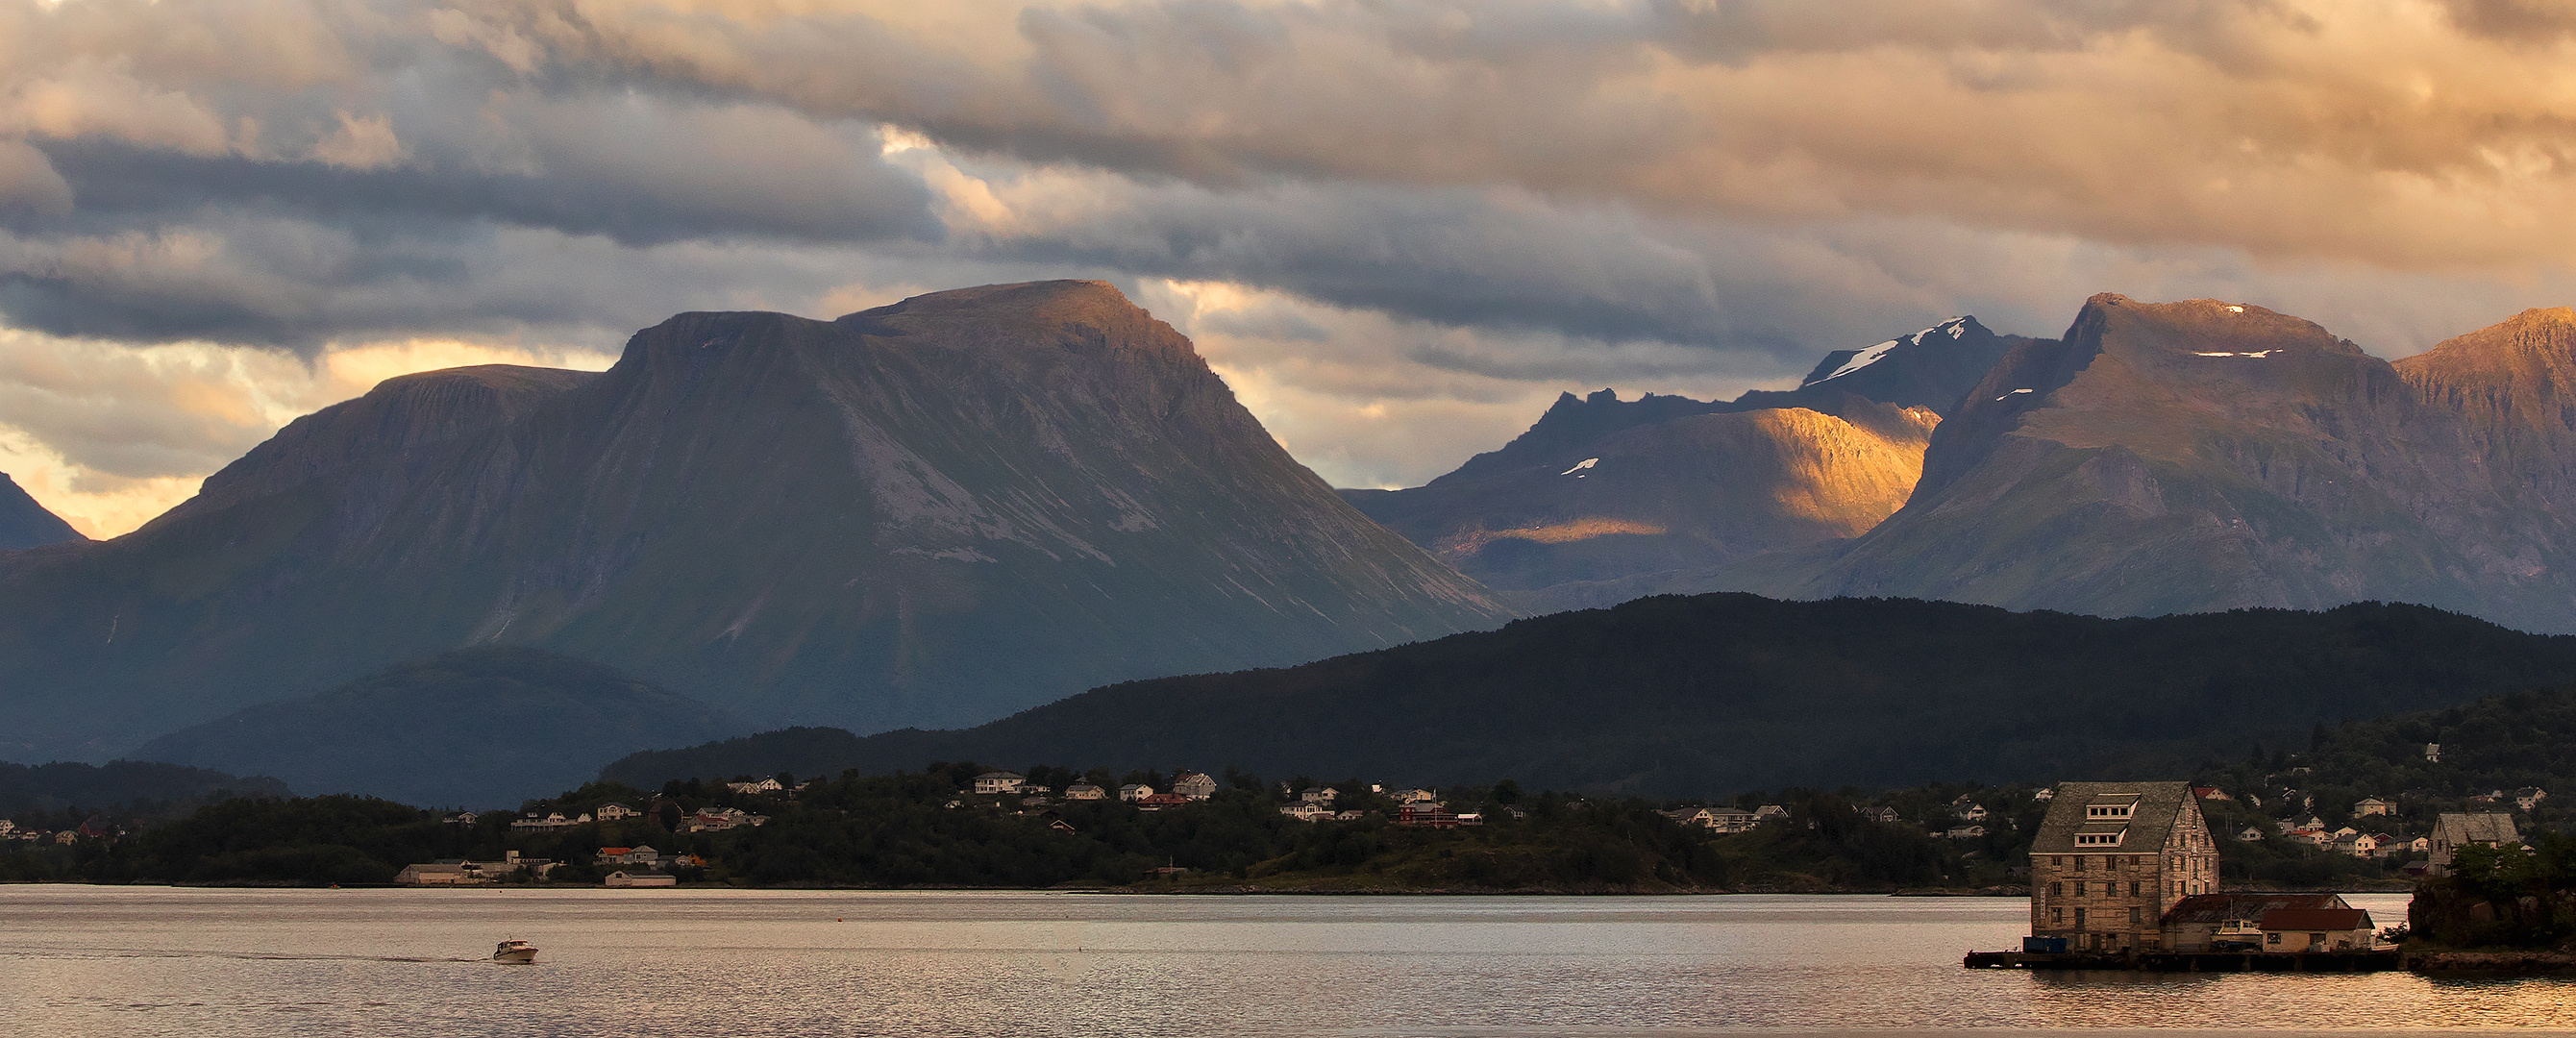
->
[5,878,2412,897]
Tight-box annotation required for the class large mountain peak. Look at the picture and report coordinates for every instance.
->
[169,363,595,525]
[2396,305,2576,517]
[0,281,1512,762]
[2398,305,2576,383]
[834,280,1195,363]
[1781,313,2019,414]
[843,279,1134,328]
[1800,293,2507,621]
[1799,315,1982,387]
[0,472,85,551]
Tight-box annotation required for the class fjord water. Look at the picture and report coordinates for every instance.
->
[0,887,2557,1036]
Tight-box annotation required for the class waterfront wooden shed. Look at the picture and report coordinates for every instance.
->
[2158,893,2353,952]
[2259,907,2375,952]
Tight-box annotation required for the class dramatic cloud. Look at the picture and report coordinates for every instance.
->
[2,0,2575,533]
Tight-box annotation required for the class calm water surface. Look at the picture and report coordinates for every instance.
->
[0,887,2564,1036]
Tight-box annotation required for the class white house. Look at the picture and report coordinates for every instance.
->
[1172,772,1220,800]
[973,772,1027,795]
[595,803,640,821]
[1063,782,1107,801]
[1118,783,1154,803]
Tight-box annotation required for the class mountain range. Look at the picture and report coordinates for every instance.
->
[1363,298,2576,633]
[1343,317,2024,606]
[16,279,2576,805]
[0,281,1512,764]
[601,594,2576,798]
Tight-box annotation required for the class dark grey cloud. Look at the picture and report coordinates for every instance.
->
[2440,0,2576,41]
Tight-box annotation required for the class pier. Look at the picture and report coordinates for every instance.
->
[1965,950,2403,973]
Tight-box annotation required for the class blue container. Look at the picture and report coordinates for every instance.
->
[2022,936,2069,954]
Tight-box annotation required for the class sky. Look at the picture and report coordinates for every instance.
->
[5,0,2576,536]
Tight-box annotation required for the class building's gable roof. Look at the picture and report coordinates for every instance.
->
[2159,893,2349,926]
[2031,781,2196,854]
[2436,812,2520,844]
[2261,908,2372,931]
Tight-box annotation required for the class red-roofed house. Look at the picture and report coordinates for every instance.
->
[2260,907,2376,952]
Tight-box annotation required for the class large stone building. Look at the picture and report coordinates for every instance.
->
[2028,781,2222,952]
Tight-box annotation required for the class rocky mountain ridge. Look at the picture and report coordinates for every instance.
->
[1345,315,2024,605]
[0,473,84,552]
[1361,297,2576,632]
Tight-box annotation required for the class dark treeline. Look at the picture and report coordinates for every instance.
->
[0,761,2394,892]
[2299,686,2576,832]
[0,759,290,826]
[604,596,2576,799]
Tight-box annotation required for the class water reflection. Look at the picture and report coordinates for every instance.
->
[0,888,2567,1036]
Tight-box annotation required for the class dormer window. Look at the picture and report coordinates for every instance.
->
[2075,831,2125,846]
[2086,804,2133,819]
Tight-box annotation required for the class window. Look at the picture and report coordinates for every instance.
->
[2072,855,2086,872]
[2052,907,2064,924]
[2086,803,2135,819]
[2049,882,2063,898]
[2074,908,2087,927]
[2130,881,2141,897]
[2076,832,2124,846]
[2129,907,2141,924]
[2101,881,2115,898]
[2266,932,2282,945]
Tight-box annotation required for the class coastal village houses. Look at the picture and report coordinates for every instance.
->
[2028,781,2221,952]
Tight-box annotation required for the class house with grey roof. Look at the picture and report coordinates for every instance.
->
[2026,781,2221,953]
[2429,812,2520,876]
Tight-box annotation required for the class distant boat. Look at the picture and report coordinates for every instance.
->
[492,940,538,964]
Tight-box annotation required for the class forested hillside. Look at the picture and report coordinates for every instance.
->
[605,594,2576,798]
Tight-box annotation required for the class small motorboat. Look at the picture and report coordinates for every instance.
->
[492,940,538,964]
